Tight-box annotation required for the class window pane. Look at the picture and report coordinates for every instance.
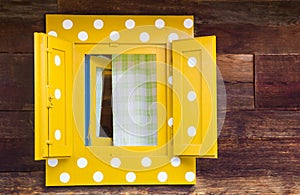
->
[112,54,157,146]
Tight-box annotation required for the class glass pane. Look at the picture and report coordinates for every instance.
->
[90,54,157,146]
[96,66,113,138]
[112,54,157,146]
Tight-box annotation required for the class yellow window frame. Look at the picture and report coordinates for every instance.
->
[33,14,217,186]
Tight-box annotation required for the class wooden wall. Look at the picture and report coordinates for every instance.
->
[0,0,299,194]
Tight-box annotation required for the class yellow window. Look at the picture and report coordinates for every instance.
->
[34,15,217,186]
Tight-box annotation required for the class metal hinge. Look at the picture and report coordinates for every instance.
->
[46,85,54,109]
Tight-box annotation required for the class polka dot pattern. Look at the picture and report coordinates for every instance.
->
[141,157,152,167]
[45,16,199,186]
[188,91,197,102]
[168,76,173,85]
[60,172,70,183]
[110,157,121,168]
[55,89,61,100]
[185,171,195,182]
[126,172,136,182]
[110,31,120,41]
[188,126,196,137]
[62,19,73,30]
[139,32,150,42]
[54,55,61,66]
[55,129,61,140]
[48,31,57,37]
[48,159,58,167]
[93,171,104,182]
[78,31,88,41]
[171,157,181,167]
[184,18,194,29]
[77,157,88,168]
[168,117,173,127]
[188,57,197,67]
[157,172,168,182]
[168,33,179,42]
[125,19,135,29]
[94,19,104,29]
[155,19,165,29]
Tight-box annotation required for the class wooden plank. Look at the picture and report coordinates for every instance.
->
[0,18,45,53]
[0,54,33,110]
[57,1,300,54]
[255,54,300,109]
[217,54,254,110]
[58,1,300,26]
[0,170,299,194]
[197,24,300,54]
[0,0,57,53]
[0,0,57,19]
[0,112,43,171]
[217,54,253,83]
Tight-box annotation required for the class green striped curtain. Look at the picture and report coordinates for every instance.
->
[112,54,157,146]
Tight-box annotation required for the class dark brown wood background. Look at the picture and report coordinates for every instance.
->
[0,0,299,194]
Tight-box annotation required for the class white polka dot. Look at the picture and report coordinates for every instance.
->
[168,76,173,85]
[168,117,173,127]
[110,31,120,41]
[48,159,58,167]
[77,157,88,168]
[184,18,194,29]
[168,33,179,42]
[62,19,73,30]
[78,31,88,41]
[141,157,152,167]
[125,19,135,29]
[48,31,57,37]
[188,126,196,137]
[110,157,121,168]
[185,171,195,182]
[54,55,61,66]
[155,19,165,29]
[188,91,197,102]
[126,172,136,182]
[139,32,150,42]
[55,89,61,100]
[157,172,168,182]
[171,157,181,167]
[60,172,70,183]
[188,57,197,67]
[55,129,61,140]
[93,171,104,182]
[94,19,104,29]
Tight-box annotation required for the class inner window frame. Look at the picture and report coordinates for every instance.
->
[77,43,172,156]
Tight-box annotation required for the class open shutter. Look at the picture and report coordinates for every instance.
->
[172,36,217,158]
[34,33,73,160]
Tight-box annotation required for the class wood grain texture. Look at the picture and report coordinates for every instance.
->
[0,170,299,194]
[0,0,57,53]
[197,24,300,54]
[0,54,33,110]
[255,54,300,109]
[57,0,300,26]
[0,0,57,19]
[0,17,44,53]
[0,110,299,193]
[0,112,43,171]
[217,54,254,110]
[58,0,300,54]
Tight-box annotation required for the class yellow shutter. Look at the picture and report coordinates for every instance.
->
[34,33,73,160]
[172,36,217,158]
